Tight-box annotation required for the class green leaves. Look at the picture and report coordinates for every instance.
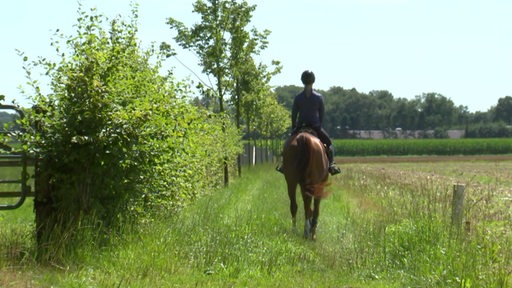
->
[167,0,284,181]
[19,3,242,234]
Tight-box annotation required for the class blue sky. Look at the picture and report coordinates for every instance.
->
[1,0,510,112]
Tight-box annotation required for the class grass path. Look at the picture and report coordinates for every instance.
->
[124,164,372,287]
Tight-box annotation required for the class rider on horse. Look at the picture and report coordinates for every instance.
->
[277,70,341,175]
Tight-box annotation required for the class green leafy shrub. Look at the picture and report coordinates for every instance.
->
[19,4,241,240]
[465,122,512,138]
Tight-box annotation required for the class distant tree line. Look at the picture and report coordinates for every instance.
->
[0,111,19,131]
[275,85,512,139]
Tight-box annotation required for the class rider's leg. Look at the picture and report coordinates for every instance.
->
[327,144,335,165]
[276,132,294,173]
[327,144,341,175]
[315,128,341,175]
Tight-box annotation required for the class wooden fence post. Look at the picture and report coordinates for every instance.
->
[252,145,256,166]
[451,184,465,229]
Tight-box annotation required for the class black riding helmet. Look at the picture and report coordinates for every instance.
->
[301,70,315,85]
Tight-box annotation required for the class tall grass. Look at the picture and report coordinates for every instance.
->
[1,162,511,287]
[0,203,34,267]
[340,161,512,286]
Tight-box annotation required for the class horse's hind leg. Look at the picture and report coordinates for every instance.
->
[310,198,321,240]
[302,190,313,239]
[287,181,298,230]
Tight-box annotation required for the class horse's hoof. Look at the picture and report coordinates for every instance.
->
[304,219,311,239]
[311,229,317,241]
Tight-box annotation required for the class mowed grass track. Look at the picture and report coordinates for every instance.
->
[1,164,370,287]
[86,165,362,287]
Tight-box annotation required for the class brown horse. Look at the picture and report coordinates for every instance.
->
[282,130,329,240]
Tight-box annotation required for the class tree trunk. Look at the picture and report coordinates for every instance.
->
[224,159,229,187]
[34,156,53,249]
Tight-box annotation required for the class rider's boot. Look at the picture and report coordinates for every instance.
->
[327,145,341,175]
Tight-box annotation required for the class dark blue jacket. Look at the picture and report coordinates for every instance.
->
[291,89,324,129]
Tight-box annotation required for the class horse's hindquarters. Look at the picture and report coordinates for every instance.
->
[282,131,328,240]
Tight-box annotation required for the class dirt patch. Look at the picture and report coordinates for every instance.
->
[0,269,36,287]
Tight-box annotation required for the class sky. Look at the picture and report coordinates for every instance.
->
[1,0,511,112]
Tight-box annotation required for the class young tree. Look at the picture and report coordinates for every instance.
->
[234,59,282,172]
[165,0,279,183]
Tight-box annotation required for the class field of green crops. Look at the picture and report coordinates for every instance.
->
[334,138,512,156]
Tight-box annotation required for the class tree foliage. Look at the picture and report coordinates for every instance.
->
[493,96,512,125]
[165,0,283,179]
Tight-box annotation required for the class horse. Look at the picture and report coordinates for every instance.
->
[282,129,330,240]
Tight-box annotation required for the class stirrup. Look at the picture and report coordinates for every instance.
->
[328,165,341,175]
[276,165,284,174]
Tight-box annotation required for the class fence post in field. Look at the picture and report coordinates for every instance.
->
[451,184,465,229]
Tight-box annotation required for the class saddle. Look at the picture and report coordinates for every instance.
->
[291,127,325,150]
[293,127,318,139]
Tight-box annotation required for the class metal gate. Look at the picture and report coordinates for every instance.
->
[0,104,32,210]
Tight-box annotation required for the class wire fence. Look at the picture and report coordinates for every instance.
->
[240,142,280,166]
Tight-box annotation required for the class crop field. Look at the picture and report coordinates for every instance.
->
[0,158,511,287]
[333,138,512,156]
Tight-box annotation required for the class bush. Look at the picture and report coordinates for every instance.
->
[19,4,241,247]
[465,122,512,138]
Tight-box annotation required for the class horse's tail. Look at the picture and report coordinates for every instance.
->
[298,133,330,199]
[295,133,310,178]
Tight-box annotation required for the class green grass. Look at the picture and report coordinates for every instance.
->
[44,165,376,287]
[1,161,511,287]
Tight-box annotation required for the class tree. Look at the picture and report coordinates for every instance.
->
[236,60,285,169]
[275,85,301,109]
[416,93,457,130]
[228,20,281,174]
[369,90,395,130]
[493,96,512,125]
[166,0,279,184]
[390,97,419,130]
